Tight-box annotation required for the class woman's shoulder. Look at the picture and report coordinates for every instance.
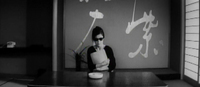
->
[88,46,94,49]
[104,45,113,50]
[88,46,95,52]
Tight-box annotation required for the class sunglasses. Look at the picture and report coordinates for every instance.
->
[94,38,103,41]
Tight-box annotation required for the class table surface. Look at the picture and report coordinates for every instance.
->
[28,71,168,87]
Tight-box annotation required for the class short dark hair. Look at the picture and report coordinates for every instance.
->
[92,26,105,41]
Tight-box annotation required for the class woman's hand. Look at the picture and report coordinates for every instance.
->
[95,46,102,51]
[96,59,109,71]
[96,59,110,68]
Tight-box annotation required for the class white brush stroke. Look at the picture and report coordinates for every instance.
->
[75,9,104,52]
[126,0,158,58]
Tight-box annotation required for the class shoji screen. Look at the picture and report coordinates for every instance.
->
[184,0,199,82]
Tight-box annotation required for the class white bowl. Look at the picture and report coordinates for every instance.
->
[88,72,103,79]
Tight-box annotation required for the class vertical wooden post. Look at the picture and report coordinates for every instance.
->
[53,0,58,71]
[180,0,184,80]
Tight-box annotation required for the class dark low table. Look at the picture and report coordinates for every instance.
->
[28,71,168,87]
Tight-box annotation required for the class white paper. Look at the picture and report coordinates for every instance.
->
[90,50,107,64]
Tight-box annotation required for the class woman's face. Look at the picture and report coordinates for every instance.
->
[94,34,104,47]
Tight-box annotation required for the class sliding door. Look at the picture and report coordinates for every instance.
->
[184,0,200,86]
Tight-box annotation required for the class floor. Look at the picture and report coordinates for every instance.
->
[0,79,194,87]
[164,80,193,87]
[0,79,31,87]
[0,74,34,87]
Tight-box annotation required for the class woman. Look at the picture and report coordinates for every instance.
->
[87,26,116,72]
